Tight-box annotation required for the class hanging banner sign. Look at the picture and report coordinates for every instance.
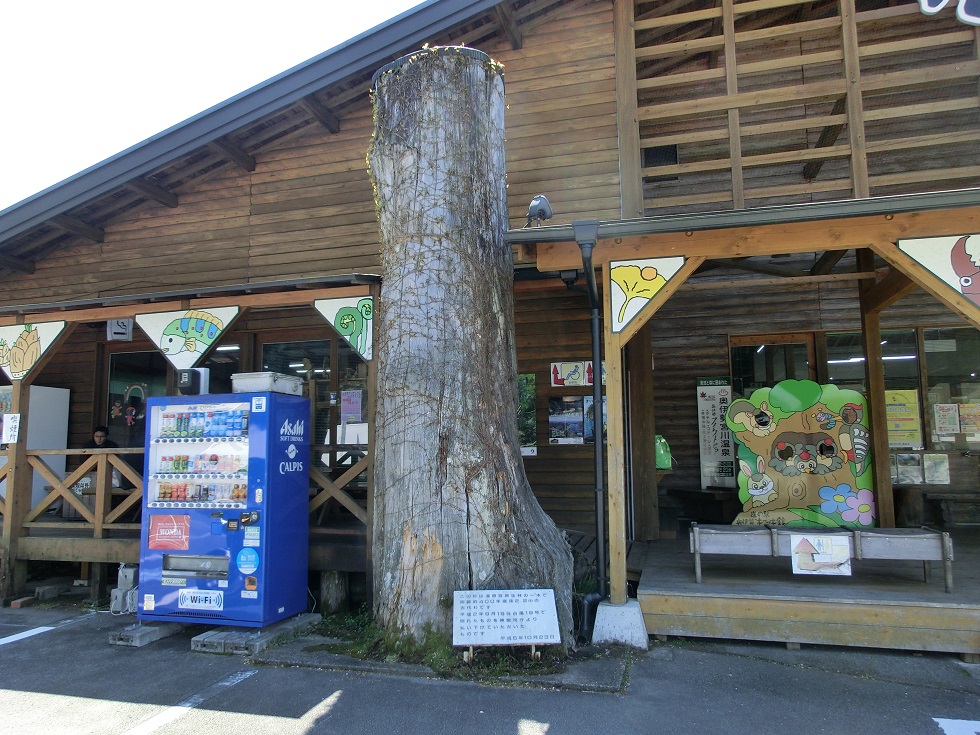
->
[314,297,374,361]
[0,321,67,382]
[696,377,736,489]
[136,307,240,371]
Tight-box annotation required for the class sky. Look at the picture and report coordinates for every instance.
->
[0,0,426,212]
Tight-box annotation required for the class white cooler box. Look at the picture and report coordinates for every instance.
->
[231,372,304,396]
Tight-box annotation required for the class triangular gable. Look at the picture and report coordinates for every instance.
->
[135,307,240,370]
[314,296,374,361]
[0,321,67,381]
[917,0,980,26]
[897,234,980,309]
[608,257,685,334]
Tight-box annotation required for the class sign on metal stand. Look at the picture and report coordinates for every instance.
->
[452,589,561,662]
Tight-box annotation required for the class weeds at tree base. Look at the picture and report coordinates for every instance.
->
[308,605,570,681]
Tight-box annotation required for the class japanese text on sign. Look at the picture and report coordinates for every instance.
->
[452,589,561,646]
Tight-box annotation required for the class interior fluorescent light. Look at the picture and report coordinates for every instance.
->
[756,345,765,353]
[288,362,306,368]
[215,345,239,352]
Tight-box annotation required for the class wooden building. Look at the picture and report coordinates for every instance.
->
[0,0,977,654]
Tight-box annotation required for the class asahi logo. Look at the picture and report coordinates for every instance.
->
[279,418,305,440]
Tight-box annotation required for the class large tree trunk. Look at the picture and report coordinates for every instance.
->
[368,47,574,647]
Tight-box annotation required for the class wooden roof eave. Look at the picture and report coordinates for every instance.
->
[0,274,381,327]
[0,0,508,248]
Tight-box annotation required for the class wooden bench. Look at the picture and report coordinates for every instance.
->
[689,523,954,592]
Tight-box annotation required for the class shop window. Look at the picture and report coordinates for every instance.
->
[826,329,921,450]
[107,351,169,448]
[201,342,240,394]
[730,335,815,397]
[923,327,980,451]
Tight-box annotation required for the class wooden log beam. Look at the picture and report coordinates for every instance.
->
[209,138,256,172]
[811,248,848,275]
[494,2,523,49]
[711,257,805,278]
[51,214,104,243]
[861,267,917,313]
[802,97,847,181]
[128,178,179,208]
[300,95,341,134]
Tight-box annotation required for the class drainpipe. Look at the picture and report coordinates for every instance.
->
[572,220,607,600]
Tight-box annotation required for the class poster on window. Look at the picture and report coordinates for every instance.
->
[885,389,923,449]
[697,378,736,489]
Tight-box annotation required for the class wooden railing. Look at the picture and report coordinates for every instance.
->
[0,445,369,536]
[21,448,145,533]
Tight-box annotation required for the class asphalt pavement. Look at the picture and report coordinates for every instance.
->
[1,595,977,735]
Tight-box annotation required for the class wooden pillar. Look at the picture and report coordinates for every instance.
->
[613,0,643,219]
[721,0,744,208]
[840,0,869,198]
[603,265,629,605]
[0,380,32,599]
[625,322,659,540]
[857,249,896,528]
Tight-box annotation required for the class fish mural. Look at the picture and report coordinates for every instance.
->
[917,0,980,26]
[136,307,240,370]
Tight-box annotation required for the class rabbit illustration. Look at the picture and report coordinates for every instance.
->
[740,455,778,510]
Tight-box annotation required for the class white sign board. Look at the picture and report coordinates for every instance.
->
[790,534,852,576]
[1,413,20,444]
[696,377,736,489]
[452,589,561,646]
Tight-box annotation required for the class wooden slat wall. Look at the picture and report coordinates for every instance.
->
[634,0,980,215]
[515,279,600,534]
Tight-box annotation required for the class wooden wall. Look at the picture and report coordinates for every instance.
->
[633,0,980,214]
[515,279,600,534]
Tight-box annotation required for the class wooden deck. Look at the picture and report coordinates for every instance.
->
[637,529,980,658]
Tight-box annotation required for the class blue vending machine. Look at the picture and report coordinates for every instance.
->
[138,392,310,627]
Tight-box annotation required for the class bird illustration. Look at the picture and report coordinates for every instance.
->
[838,403,870,476]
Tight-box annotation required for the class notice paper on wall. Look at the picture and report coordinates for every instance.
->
[923,454,951,484]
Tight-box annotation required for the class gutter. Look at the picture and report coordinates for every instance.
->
[504,187,980,245]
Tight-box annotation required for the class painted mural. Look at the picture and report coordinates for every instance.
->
[725,379,876,528]
[917,0,980,26]
[314,297,374,361]
[0,321,66,381]
[608,257,684,333]
[898,234,980,307]
[135,307,240,370]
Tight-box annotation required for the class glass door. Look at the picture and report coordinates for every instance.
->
[730,333,816,397]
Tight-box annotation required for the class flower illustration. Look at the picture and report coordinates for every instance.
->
[819,484,855,515]
[841,488,876,526]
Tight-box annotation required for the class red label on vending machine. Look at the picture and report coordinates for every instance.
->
[147,515,191,550]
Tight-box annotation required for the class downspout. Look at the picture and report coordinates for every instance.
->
[573,220,607,600]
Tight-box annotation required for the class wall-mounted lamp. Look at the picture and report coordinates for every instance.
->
[559,269,580,288]
[524,194,553,228]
